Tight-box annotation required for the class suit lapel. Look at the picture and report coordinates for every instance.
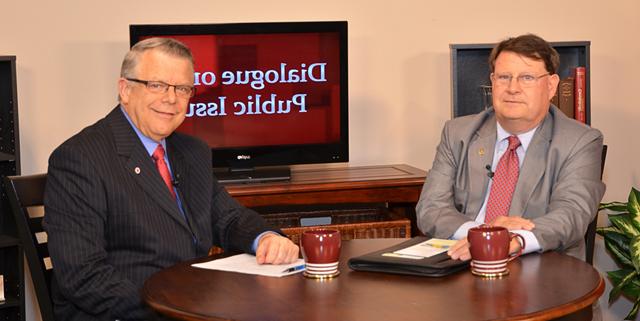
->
[166,138,192,217]
[510,112,553,216]
[106,107,192,232]
[467,117,497,217]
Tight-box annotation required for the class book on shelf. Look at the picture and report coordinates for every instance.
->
[0,274,5,302]
[557,76,575,119]
[574,66,587,123]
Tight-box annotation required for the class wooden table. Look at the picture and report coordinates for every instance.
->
[142,239,604,321]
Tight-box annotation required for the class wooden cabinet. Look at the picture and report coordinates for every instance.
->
[223,164,427,241]
[0,56,23,320]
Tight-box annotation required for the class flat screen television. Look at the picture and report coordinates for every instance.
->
[129,21,349,183]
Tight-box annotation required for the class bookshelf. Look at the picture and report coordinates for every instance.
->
[450,41,591,125]
[0,56,23,321]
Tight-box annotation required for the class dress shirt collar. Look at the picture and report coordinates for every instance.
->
[119,105,167,157]
[496,122,537,153]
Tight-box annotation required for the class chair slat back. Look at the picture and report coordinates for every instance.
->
[4,174,55,321]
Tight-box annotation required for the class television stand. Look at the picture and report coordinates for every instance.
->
[222,164,427,242]
[214,166,291,184]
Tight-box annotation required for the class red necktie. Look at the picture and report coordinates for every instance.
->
[152,144,176,200]
[485,135,521,223]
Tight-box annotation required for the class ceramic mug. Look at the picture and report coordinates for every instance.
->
[300,229,341,278]
[467,225,525,277]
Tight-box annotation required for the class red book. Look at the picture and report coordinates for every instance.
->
[574,67,586,123]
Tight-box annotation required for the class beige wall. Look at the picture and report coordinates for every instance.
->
[2,0,639,320]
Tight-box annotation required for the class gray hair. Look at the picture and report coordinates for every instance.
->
[120,37,194,78]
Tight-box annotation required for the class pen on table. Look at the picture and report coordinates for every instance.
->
[282,265,306,273]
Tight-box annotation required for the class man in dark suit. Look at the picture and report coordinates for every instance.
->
[43,37,299,320]
[417,34,605,261]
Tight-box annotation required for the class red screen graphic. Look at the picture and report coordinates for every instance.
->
[156,33,342,149]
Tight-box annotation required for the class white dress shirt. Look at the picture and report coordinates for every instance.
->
[452,122,542,254]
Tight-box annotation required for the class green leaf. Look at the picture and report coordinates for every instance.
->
[610,214,640,237]
[606,241,633,267]
[629,187,640,217]
[623,283,640,300]
[597,225,621,236]
[610,270,638,304]
[631,235,640,274]
[624,296,640,320]
[609,269,640,299]
[605,232,633,267]
[601,201,631,212]
[610,269,635,286]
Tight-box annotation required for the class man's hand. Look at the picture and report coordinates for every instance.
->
[508,237,523,255]
[448,238,471,261]
[489,216,535,231]
[255,233,299,265]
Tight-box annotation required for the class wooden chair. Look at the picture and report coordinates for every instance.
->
[584,145,607,265]
[4,174,55,321]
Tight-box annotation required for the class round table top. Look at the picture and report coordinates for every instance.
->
[142,238,604,321]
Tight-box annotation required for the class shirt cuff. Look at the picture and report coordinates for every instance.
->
[452,221,483,240]
[252,231,279,253]
[511,229,541,254]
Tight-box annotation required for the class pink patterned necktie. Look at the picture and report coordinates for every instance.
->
[152,144,176,200]
[485,135,521,223]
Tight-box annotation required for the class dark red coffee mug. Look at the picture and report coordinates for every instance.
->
[300,229,341,278]
[301,229,341,264]
[467,225,525,277]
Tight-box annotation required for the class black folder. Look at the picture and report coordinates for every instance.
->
[348,237,469,277]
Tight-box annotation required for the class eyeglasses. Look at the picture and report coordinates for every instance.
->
[491,73,550,88]
[126,78,196,98]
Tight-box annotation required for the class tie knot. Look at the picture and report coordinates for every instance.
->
[152,144,165,161]
[507,135,521,151]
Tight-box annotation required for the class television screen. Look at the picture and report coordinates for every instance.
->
[130,22,348,182]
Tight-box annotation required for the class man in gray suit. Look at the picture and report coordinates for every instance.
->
[44,38,299,320]
[417,34,605,261]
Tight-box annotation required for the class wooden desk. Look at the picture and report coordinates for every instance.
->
[224,164,427,240]
[143,239,604,321]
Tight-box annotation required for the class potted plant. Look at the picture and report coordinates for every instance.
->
[597,187,640,320]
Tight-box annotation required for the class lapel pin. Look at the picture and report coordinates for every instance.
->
[134,167,141,174]
[478,148,485,157]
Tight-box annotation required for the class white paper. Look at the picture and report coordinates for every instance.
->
[192,254,305,277]
[393,239,457,258]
